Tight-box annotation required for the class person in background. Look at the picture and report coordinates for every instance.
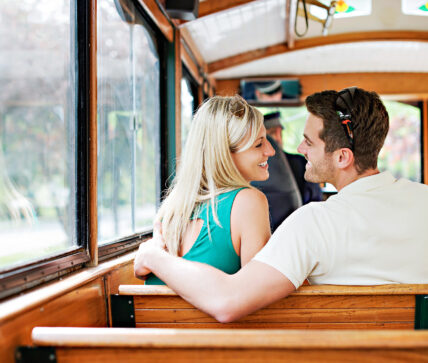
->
[143,95,274,285]
[254,81,283,102]
[252,112,322,231]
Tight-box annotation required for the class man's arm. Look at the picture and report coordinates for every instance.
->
[134,244,295,323]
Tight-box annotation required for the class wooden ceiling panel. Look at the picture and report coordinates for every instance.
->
[208,31,428,74]
[198,0,256,18]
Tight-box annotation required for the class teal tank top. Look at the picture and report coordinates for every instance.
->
[145,188,244,285]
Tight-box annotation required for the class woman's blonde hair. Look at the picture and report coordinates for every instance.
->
[156,95,264,256]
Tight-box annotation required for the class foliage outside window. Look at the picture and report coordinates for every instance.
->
[257,100,422,189]
[97,0,160,244]
[180,77,195,149]
[0,0,76,270]
[378,101,421,182]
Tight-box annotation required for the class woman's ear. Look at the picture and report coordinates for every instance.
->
[335,148,354,170]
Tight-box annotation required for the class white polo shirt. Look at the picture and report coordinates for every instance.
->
[254,171,428,288]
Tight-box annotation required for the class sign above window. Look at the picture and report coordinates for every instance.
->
[402,0,428,16]
[311,0,371,19]
[240,79,302,106]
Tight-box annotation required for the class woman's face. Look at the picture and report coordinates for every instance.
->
[231,125,275,182]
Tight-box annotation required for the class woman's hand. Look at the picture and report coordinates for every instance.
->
[134,221,166,279]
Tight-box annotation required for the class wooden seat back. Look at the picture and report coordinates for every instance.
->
[22,326,428,362]
[112,284,428,329]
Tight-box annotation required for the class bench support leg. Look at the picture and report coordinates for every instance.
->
[110,294,136,327]
[16,346,56,363]
[415,295,428,329]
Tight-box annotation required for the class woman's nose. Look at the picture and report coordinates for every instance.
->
[265,141,275,156]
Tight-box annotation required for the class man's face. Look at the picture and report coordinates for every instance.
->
[297,113,336,184]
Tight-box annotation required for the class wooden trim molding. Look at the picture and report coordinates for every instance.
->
[180,27,205,72]
[208,31,428,73]
[215,73,428,98]
[32,327,428,348]
[120,283,428,296]
[137,0,174,42]
[0,252,138,325]
[181,42,202,84]
[199,0,255,18]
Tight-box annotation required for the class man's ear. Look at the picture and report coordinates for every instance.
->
[335,148,354,169]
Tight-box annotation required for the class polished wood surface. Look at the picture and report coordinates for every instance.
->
[120,283,428,296]
[180,26,205,75]
[30,327,428,362]
[0,254,141,363]
[32,327,428,348]
[118,284,424,329]
[216,73,428,98]
[1,252,136,324]
[51,347,428,362]
[134,307,414,324]
[198,0,256,18]
[208,31,428,73]
[133,295,414,309]
[137,0,173,42]
[1,279,107,363]
[181,42,202,84]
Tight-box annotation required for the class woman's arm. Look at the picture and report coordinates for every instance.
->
[231,188,271,265]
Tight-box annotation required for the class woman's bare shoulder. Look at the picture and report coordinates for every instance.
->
[233,187,269,214]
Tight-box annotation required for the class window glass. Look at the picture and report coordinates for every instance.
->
[181,77,194,149]
[256,106,307,154]
[258,100,422,192]
[97,0,160,243]
[378,101,421,182]
[0,0,75,269]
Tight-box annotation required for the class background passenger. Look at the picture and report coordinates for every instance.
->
[144,95,274,284]
[252,112,322,231]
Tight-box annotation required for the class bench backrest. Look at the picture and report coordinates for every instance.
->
[21,327,428,363]
[112,284,428,329]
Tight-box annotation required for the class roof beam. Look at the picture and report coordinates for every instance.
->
[208,31,428,74]
[198,0,256,18]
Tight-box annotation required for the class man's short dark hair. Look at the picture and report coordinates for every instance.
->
[305,88,389,174]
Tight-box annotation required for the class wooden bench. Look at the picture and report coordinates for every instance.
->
[18,326,428,362]
[111,284,428,329]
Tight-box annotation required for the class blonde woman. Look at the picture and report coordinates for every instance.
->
[141,95,275,284]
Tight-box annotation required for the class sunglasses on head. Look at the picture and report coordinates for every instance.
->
[335,87,357,151]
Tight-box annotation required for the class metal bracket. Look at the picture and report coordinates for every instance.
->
[15,346,56,363]
[415,295,428,329]
[111,294,136,327]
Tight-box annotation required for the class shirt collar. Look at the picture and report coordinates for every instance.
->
[338,171,397,195]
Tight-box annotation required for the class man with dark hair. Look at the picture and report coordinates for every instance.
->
[135,87,428,323]
[252,112,322,231]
